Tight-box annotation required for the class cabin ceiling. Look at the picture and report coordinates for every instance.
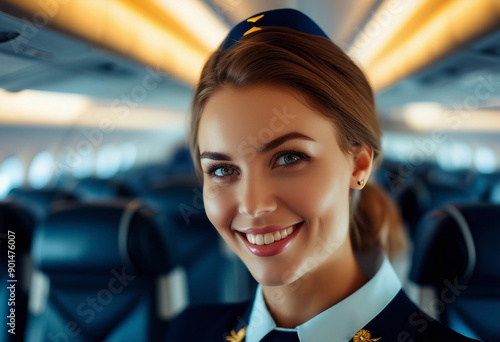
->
[0,0,499,123]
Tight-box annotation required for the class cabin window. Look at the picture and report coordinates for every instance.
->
[0,156,24,198]
[28,151,54,189]
[96,144,120,179]
[474,146,497,174]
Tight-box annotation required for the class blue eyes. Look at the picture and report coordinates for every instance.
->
[275,153,303,166]
[213,166,236,177]
[205,151,309,179]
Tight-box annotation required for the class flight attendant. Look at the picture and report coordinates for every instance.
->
[164,8,478,342]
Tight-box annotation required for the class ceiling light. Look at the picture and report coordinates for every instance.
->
[154,0,229,51]
[0,89,91,126]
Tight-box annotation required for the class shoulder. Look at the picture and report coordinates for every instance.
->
[363,290,478,342]
[163,301,250,342]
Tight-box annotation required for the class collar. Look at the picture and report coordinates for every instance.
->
[245,248,401,342]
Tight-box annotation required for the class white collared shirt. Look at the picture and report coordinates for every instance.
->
[245,248,402,342]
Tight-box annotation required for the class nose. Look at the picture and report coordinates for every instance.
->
[238,173,277,217]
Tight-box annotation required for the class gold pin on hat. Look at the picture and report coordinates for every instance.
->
[244,14,265,36]
[226,326,246,342]
[353,329,381,342]
[246,14,265,23]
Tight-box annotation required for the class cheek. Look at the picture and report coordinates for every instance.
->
[203,184,234,236]
[280,162,351,221]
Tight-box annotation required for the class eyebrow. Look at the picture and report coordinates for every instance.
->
[200,132,315,160]
[199,151,231,161]
[260,132,315,153]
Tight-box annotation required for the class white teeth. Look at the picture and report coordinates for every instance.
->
[255,235,264,245]
[246,234,256,244]
[273,231,282,241]
[281,229,288,239]
[245,224,297,246]
[264,233,274,245]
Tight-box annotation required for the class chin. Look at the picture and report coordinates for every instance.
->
[255,276,287,287]
[247,261,303,287]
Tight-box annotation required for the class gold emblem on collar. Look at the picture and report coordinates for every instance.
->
[226,326,247,342]
[353,329,381,342]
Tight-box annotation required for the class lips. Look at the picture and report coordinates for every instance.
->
[237,222,302,257]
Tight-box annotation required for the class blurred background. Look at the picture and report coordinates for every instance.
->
[0,1,499,341]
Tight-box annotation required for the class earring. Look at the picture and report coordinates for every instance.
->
[357,179,365,186]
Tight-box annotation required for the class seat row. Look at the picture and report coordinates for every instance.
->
[1,161,499,341]
[0,174,255,342]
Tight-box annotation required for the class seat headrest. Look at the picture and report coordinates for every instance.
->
[490,181,500,203]
[140,185,218,267]
[6,188,78,219]
[32,201,170,275]
[397,179,478,213]
[410,203,500,289]
[71,177,139,200]
[142,184,209,226]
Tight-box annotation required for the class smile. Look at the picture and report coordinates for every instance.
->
[238,222,303,257]
[246,225,296,245]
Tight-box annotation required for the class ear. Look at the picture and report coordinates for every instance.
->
[349,145,374,190]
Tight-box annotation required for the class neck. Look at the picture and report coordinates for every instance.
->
[262,243,366,328]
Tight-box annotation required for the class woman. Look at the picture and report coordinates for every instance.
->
[165,8,477,342]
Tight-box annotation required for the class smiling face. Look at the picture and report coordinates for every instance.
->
[198,84,362,286]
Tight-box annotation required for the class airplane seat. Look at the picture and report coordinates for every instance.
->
[459,172,500,201]
[141,181,256,306]
[138,146,196,189]
[162,145,196,178]
[426,168,477,189]
[0,202,36,342]
[6,188,78,222]
[372,160,412,195]
[127,164,171,190]
[67,177,141,201]
[372,160,435,199]
[489,181,500,203]
[395,177,480,240]
[25,201,171,342]
[410,203,500,342]
[472,173,500,203]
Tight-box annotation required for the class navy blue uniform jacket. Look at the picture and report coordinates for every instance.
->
[164,290,478,341]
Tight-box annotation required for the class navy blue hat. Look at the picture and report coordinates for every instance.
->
[220,8,329,50]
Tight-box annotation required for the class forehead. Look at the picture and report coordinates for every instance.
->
[198,85,337,152]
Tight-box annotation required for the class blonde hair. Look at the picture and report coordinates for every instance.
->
[189,27,406,258]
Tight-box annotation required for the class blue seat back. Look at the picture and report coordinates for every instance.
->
[6,188,77,221]
[141,182,256,305]
[410,203,500,341]
[25,201,170,342]
[69,177,140,201]
[395,178,480,239]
